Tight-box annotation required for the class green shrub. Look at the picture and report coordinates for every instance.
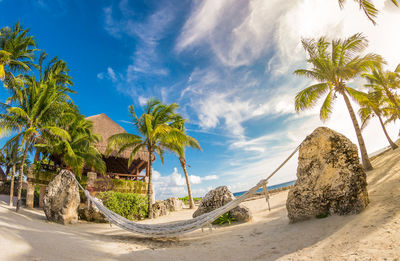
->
[97,191,148,220]
[179,196,202,205]
[111,179,147,194]
[213,212,235,225]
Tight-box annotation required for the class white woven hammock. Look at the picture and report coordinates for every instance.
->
[71,145,299,238]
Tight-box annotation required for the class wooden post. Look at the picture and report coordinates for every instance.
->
[262,183,271,211]
[26,170,35,209]
[39,185,46,208]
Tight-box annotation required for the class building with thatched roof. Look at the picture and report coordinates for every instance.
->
[85,113,154,181]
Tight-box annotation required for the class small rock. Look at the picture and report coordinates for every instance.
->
[78,201,107,223]
[165,197,185,212]
[152,200,169,218]
[230,205,252,222]
[193,186,252,222]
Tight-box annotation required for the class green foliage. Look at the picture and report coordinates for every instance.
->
[97,191,148,220]
[316,212,330,219]
[212,212,236,225]
[111,179,147,194]
[179,196,202,205]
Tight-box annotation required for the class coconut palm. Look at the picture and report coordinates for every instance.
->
[107,99,187,218]
[2,72,74,212]
[338,0,399,25]
[362,64,400,117]
[0,22,36,82]
[294,33,381,171]
[358,91,398,150]
[166,116,201,209]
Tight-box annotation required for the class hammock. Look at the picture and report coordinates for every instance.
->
[70,145,300,238]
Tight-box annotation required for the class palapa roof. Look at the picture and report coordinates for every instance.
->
[86,113,150,162]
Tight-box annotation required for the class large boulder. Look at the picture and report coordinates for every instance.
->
[78,201,107,223]
[193,186,252,222]
[286,127,369,223]
[165,197,185,212]
[152,200,169,218]
[43,169,80,224]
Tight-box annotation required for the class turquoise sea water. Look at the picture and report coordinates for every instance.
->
[233,180,296,197]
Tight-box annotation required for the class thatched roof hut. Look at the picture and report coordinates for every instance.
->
[86,113,153,180]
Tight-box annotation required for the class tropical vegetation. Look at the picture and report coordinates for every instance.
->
[106,99,194,218]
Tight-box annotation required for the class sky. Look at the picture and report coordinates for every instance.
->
[1,0,400,199]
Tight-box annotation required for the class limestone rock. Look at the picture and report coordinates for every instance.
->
[193,186,252,222]
[43,169,80,224]
[165,197,185,212]
[152,200,169,218]
[286,127,369,223]
[230,205,252,222]
[78,201,107,223]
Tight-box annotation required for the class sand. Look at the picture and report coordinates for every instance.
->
[1,148,400,261]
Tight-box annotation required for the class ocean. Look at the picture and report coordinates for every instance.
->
[233,180,296,197]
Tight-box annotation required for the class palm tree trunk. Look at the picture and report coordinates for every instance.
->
[383,86,400,117]
[147,149,153,219]
[179,157,195,209]
[342,92,373,170]
[9,130,21,206]
[377,114,398,150]
[16,138,30,212]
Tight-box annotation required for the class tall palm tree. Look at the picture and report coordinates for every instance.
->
[338,0,399,25]
[107,99,187,219]
[358,91,398,150]
[362,64,400,117]
[0,22,36,82]
[294,33,381,171]
[166,116,201,209]
[2,70,74,212]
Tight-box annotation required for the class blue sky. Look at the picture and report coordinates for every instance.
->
[1,0,400,199]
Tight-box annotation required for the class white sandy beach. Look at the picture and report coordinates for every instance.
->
[1,148,400,261]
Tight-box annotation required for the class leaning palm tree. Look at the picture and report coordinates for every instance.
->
[294,33,381,171]
[338,0,399,25]
[358,91,398,150]
[166,116,201,209]
[0,22,36,82]
[107,99,187,219]
[362,64,400,117]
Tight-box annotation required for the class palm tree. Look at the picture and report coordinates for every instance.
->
[0,22,36,82]
[362,64,400,117]
[358,91,398,150]
[2,66,74,212]
[166,116,201,209]
[294,33,381,171]
[107,99,187,219]
[338,0,399,25]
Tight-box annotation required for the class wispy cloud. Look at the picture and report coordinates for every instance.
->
[153,167,218,199]
[99,1,176,102]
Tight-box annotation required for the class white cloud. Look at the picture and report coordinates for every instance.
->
[174,0,400,193]
[152,168,219,199]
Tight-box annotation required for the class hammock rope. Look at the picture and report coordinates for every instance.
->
[70,145,300,238]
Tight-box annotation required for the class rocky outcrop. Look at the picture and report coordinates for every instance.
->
[193,186,252,222]
[165,197,185,212]
[78,201,107,223]
[152,200,169,218]
[43,169,80,224]
[286,127,369,223]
